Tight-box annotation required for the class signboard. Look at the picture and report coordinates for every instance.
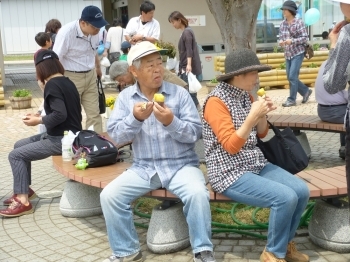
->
[185,15,206,26]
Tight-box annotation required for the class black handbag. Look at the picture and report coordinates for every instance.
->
[304,44,314,60]
[97,77,106,114]
[257,121,309,174]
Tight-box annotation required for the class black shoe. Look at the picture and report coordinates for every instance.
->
[302,89,313,103]
[282,100,296,107]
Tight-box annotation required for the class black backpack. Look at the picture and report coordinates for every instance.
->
[72,130,119,168]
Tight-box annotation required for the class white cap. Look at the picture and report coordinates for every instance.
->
[127,41,163,66]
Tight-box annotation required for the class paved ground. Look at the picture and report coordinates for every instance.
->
[0,65,349,262]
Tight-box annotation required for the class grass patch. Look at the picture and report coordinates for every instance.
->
[134,198,271,226]
[4,54,33,61]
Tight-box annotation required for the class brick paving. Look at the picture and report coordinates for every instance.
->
[0,66,348,261]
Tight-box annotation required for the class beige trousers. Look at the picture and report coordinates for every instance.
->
[64,70,102,133]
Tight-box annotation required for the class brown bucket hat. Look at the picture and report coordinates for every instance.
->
[216,49,271,82]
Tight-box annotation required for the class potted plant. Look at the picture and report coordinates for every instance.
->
[9,89,32,109]
[155,40,177,62]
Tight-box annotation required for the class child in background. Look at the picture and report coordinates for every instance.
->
[119,41,131,61]
[34,32,52,61]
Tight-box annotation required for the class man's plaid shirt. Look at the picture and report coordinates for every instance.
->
[279,18,308,59]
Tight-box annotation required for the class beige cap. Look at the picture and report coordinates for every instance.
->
[127,41,163,66]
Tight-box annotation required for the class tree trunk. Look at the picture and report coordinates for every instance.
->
[206,0,262,54]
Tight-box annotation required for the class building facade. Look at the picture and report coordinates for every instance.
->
[1,0,345,55]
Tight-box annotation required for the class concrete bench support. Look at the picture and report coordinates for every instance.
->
[294,131,311,158]
[147,201,190,253]
[309,199,350,253]
[60,180,103,217]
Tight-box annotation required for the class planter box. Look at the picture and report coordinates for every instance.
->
[9,96,32,109]
[206,82,217,94]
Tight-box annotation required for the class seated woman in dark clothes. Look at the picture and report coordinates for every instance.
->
[0,50,82,218]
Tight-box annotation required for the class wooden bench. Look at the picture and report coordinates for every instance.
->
[267,114,345,133]
[52,117,349,253]
[52,156,347,201]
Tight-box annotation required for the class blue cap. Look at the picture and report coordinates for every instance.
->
[81,5,108,28]
[121,41,131,49]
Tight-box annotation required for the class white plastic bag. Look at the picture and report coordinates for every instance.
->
[188,72,202,93]
[100,56,111,67]
[166,57,177,70]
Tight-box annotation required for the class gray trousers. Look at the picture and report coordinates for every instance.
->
[9,133,62,194]
[317,104,346,146]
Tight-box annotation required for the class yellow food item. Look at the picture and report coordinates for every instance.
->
[257,88,265,97]
[154,93,165,102]
[154,93,165,107]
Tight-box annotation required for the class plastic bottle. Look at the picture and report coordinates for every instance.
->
[62,130,72,161]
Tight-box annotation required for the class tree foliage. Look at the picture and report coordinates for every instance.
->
[205,0,263,54]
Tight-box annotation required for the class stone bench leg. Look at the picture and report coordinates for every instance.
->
[60,180,103,217]
[147,201,190,253]
[309,199,350,253]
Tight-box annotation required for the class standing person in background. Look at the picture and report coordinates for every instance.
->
[323,0,350,206]
[315,61,347,159]
[45,19,61,50]
[124,1,160,45]
[168,11,203,111]
[103,19,124,66]
[279,0,313,107]
[53,5,108,133]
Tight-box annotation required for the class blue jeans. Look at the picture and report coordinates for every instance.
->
[222,163,309,258]
[318,104,347,146]
[100,165,213,257]
[286,53,309,102]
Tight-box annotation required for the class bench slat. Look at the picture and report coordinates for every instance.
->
[296,174,321,198]
[297,171,338,196]
[267,114,345,133]
[303,169,347,195]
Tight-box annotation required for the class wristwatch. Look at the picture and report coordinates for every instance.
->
[142,36,146,41]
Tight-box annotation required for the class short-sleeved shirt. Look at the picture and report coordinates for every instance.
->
[106,26,124,53]
[53,20,99,71]
[124,16,160,40]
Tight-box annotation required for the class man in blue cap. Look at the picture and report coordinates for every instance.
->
[54,6,108,133]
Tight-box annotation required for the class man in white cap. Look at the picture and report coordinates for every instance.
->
[53,5,108,133]
[100,41,216,262]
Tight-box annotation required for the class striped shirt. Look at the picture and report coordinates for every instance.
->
[323,23,350,99]
[279,18,308,59]
[53,20,99,71]
[107,81,201,187]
